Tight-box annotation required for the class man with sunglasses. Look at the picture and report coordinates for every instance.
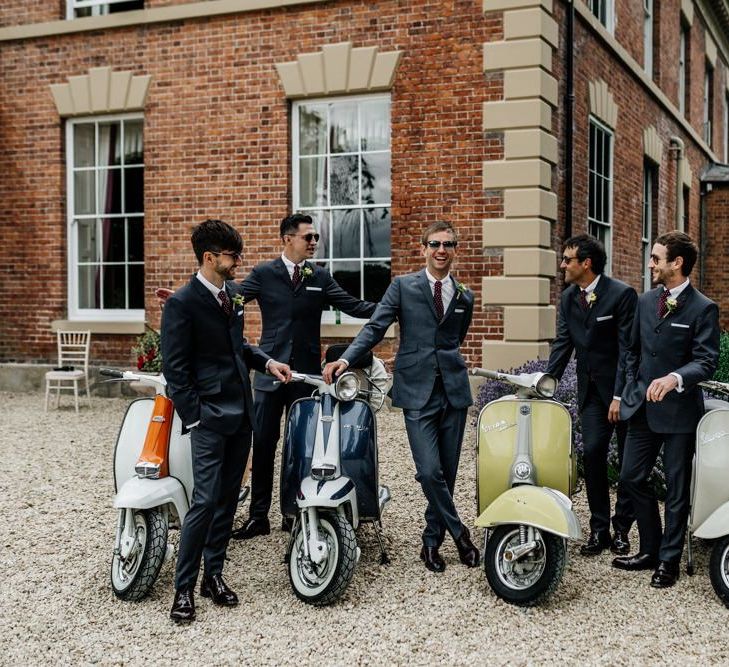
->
[546,234,637,557]
[323,221,479,573]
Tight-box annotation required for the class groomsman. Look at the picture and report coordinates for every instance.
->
[546,235,636,556]
[323,221,479,573]
[614,231,719,588]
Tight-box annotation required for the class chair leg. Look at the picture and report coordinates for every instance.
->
[56,382,61,408]
[44,381,50,412]
[73,381,79,413]
[85,382,91,408]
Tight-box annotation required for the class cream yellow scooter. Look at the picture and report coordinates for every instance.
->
[471,368,582,606]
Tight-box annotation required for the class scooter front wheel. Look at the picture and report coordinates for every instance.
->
[111,508,168,601]
[709,535,729,607]
[484,524,566,606]
[288,511,357,606]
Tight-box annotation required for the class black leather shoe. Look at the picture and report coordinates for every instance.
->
[611,530,631,555]
[454,526,480,567]
[200,574,239,606]
[580,530,611,556]
[170,589,195,623]
[231,517,270,540]
[650,561,679,588]
[612,552,658,571]
[420,546,446,573]
[281,517,293,533]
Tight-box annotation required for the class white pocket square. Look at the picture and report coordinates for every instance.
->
[305,286,323,292]
[671,322,690,328]
[596,315,613,322]
[236,310,244,316]
[455,308,465,313]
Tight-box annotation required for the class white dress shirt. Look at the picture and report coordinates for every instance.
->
[281,253,306,279]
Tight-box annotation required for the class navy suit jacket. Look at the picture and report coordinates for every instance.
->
[546,275,637,410]
[620,283,720,433]
[233,258,376,391]
[340,270,474,410]
[161,277,271,435]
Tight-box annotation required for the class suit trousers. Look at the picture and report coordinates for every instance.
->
[580,385,632,534]
[620,405,695,563]
[403,377,468,547]
[175,422,251,591]
[249,383,312,519]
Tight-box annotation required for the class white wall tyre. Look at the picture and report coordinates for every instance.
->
[288,512,357,606]
[709,535,729,607]
[484,524,566,607]
[111,508,168,601]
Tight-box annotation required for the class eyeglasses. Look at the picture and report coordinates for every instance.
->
[211,251,242,261]
[561,256,580,264]
[289,233,320,243]
[425,240,457,249]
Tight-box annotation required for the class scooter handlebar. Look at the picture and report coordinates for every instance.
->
[470,368,504,381]
[100,368,124,378]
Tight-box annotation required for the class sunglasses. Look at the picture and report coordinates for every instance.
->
[211,251,242,261]
[290,233,320,243]
[425,240,457,249]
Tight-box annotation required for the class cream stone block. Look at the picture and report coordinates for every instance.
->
[588,79,618,129]
[482,277,550,305]
[483,159,551,189]
[322,42,350,92]
[504,8,558,48]
[681,0,694,25]
[706,34,717,67]
[504,305,556,340]
[643,125,662,165]
[68,75,90,114]
[108,70,133,111]
[370,50,402,89]
[127,75,152,109]
[484,0,552,11]
[298,52,326,95]
[274,62,305,97]
[89,67,111,112]
[482,340,551,372]
[504,188,557,220]
[483,39,552,72]
[483,99,551,130]
[504,69,558,106]
[504,129,558,164]
[503,248,557,276]
[482,218,552,248]
[49,84,74,116]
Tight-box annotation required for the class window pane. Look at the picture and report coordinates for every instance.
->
[588,172,595,219]
[331,260,361,299]
[330,103,358,153]
[103,265,126,309]
[299,156,327,207]
[98,122,121,167]
[124,167,144,213]
[109,0,144,14]
[128,264,144,309]
[98,169,122,214]
[78,265,101,308]
[330,155,359,206]
[299,104,327,156]
[101,218,126,262]
[74,124,95,168]
[128,217,144,262]
[363,208,391,258]
[74,171,95,215]
[332,209,360,259]
[308,210,329,260]
[77,219,98,263]
[124,120,143,165]
[364,261,391,302]
[361,100,390,151]
[361,153,390,205]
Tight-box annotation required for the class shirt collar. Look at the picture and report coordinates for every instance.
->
[281,253,306,270]
[582,275,600,294]
[667,278,690,299]
[425,269,451,286]
[196,270,225,300]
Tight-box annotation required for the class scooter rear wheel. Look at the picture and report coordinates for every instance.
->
[484,524,566,606]
[111,508,168,601]
[288,511,357,606]
[709,535,729,608]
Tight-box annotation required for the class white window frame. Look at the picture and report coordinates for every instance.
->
[679,25,688,116]
[292,93,392,325]
[66,112,145,322]
[724,91,729,163]
[641,163,655,292]
[643,0,653,77]
[704,62,714,147]
[66,0,142,20]
[588,0,615,33]
[588,117,614,274]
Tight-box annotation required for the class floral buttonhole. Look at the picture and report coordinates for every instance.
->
[587,292,597,308]
[665,297,678,315]
[301,266,313,280]
[232,294,245,308]
[456,282,469,295]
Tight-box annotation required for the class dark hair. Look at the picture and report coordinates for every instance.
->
[191,219,242,265]
[655,230,698,275]
[280,213,313,238]
[564,234,606,275]
[421,221,457,245]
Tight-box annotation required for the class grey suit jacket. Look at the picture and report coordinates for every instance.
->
[340,269,474,410]
[620,283,720,433]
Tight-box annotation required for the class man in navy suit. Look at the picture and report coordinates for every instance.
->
[323,221,479,573]
[161,220,291,622]
[613,231,719,588]
[546,235,636,557]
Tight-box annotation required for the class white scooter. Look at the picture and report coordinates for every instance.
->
[101,368,192,601]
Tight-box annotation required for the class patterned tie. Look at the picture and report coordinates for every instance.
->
[434,280,444,320]
[292,264,301,289]
[657,288,670,318]
[579,290,588,310]
[218,289,232,317]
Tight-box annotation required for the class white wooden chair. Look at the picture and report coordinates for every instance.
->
[44,330,92,413]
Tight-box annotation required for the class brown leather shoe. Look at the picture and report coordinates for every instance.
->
[420,546,446,573]
[454,526,480,568]
[580,530,611,556]
[170,589,195,623]
[611,552,657,571]
[231,517,270,540]
[611,530,631,555]
[650,561,679,588]
[200,574,239,606]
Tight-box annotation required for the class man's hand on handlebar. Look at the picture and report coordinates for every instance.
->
[322,360,348,384]
[268,361,292,383]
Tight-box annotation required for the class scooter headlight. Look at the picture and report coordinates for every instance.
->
[534,373,558,398]
[135,461,161,479]
[334,372,360,402]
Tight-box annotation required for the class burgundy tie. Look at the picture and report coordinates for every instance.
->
[218,289,232,317]
[434,280,444,320]
[292,264,301,289]
[579,290,588,310]
[657,289,669,318]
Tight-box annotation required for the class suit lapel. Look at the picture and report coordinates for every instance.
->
[294,261,309,293]
[584,275,608,326]
[658,283,693,328]
[191,276,229,322]
[441,276,461,323]
[273,257,294,290]
[417,270,439,321]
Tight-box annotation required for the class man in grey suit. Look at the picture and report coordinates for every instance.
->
[613,231,719,588]
[323,221,479,573]
[546,234,636,557]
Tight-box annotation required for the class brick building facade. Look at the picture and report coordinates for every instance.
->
[0,0,728,377]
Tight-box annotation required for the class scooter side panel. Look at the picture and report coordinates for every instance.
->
[691,408,729,531]
[114,398,154,493]
[530,401,573,497]
[280,398,319,517]
[339,399,379,521]
[477,401,517,513]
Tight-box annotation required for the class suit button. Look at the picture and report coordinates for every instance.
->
[651,352,656,357]
[655,328,660,333]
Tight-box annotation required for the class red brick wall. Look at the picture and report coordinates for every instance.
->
[704,184,729,327]
[0,0,501,367]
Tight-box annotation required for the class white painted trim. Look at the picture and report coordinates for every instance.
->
[587,116,614,275]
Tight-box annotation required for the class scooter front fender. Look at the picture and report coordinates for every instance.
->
[475,485,582,540]
[297,476,359,529]
[693,500,729,539]
[113,476,189,524]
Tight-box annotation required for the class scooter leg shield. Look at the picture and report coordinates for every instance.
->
[297,476,359,529]
[475,486,582,540]
[693,500,729,540]
[113,476,189,525]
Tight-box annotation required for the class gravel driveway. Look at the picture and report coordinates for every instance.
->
[1,389,727,665]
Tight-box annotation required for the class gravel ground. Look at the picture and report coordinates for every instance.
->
[1,389,728,666]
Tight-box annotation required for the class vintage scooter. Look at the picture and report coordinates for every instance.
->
[470,367,582,606]
[687,380,729,606]
[100,368,192,601]
[280,350,391,606]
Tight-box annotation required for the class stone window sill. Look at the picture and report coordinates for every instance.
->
[51,319,145,335]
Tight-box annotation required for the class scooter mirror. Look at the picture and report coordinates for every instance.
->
[334,372,360,401]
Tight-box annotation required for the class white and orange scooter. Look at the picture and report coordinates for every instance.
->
[101,368,193,601]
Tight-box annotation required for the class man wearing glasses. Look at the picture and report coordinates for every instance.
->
[546,234,637,557]
[323,221,479,573]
